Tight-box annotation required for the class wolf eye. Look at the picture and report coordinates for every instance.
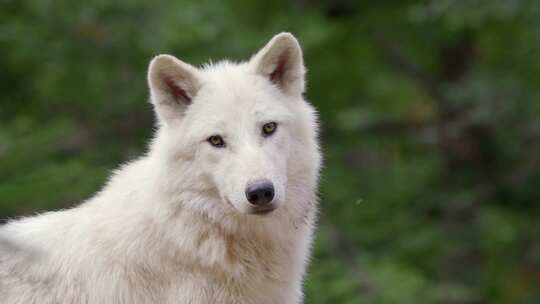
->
[262,122,277,136]
[207,135,225,148]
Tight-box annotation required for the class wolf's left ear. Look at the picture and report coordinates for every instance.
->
[148,54,201,123]
[251,32,305,97]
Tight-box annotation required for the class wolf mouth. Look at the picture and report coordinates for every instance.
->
[249,204,277,215]
[225,197,277,215]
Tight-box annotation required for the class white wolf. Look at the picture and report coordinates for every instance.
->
[0,33,321,304]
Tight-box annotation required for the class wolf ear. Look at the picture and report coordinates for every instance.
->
[148,54,201,123]
[251,32,305,97]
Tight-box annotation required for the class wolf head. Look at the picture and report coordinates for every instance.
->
[147,33,319,218]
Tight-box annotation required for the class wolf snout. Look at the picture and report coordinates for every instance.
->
[245,179,275,212]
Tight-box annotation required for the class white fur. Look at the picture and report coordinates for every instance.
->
[0,33,321,304]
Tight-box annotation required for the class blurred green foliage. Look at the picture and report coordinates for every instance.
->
[1,0,540,303]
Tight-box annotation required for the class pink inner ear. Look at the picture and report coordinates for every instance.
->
[164,76,191,104]
[270,53,288,85]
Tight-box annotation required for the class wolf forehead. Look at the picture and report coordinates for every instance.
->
[178,62,295,128]
[201,61,294,103]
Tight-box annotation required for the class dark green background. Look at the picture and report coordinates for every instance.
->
[1,1,540,303]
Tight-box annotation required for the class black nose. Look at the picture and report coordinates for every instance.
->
[245,180,275,206]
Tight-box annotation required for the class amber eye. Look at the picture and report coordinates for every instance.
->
[207,135,225,148]
[262,122,277,136]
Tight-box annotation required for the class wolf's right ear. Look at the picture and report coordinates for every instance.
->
[148,55,201,123]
